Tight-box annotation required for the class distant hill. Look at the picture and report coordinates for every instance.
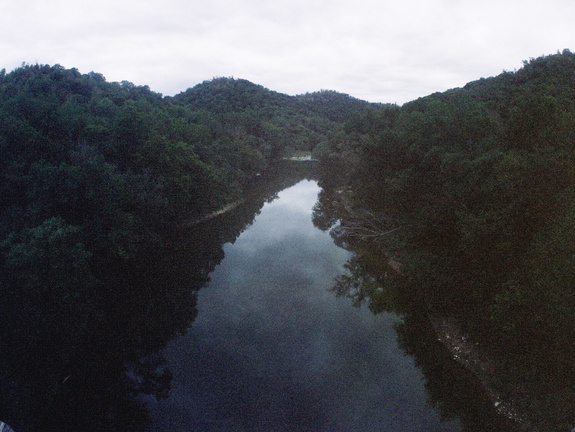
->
[172,77,293,114]
[296,89,383,122]
[169,76,384,158]
[172,76,382,120]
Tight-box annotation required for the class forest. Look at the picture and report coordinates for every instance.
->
[1,50,575,430]
[0,63,376,431]
[314,49,575,430]
[0,63,375,329]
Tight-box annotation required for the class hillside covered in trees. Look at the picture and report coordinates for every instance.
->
[315,49,575,430]
[2,50,575,430]
[0,64,377,286]
[0,64,377,431]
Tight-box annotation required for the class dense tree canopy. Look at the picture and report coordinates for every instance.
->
[2,52,575,430]
[314,49,575,429]
[0,63,376,431]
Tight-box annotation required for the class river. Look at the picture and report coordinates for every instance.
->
[145,179,461,431]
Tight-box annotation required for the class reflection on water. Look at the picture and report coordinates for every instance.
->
[0,162,319,432]
[0,162,523,431]
[146,180,461,431]
[312,184,526,432]
[0,422,15,432]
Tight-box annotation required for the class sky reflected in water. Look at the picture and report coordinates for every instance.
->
[147,180,461,432]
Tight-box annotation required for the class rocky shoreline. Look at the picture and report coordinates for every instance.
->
[325,188,575,432]
[428,314,575,432]
[427,314,535,430]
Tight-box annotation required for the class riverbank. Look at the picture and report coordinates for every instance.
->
[428,313,575,432]
[324,188,569,431]
[184,199,246,227]
[427,314,536,431]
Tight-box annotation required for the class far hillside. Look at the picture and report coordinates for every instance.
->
[172,77,384,157]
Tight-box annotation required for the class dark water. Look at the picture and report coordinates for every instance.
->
[0,168,516,431]
[146,180,461,431]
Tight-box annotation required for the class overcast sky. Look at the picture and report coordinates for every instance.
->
[1,0,573,104]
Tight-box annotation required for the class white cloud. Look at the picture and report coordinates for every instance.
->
[1,0,574,103]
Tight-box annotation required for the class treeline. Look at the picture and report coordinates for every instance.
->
[316,50,575,421]
[174,77,376,157]
[0,64,374,431]
[0,66,275,370]
[0,64,371,295]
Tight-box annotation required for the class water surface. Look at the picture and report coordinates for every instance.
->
[147,180,461,431]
